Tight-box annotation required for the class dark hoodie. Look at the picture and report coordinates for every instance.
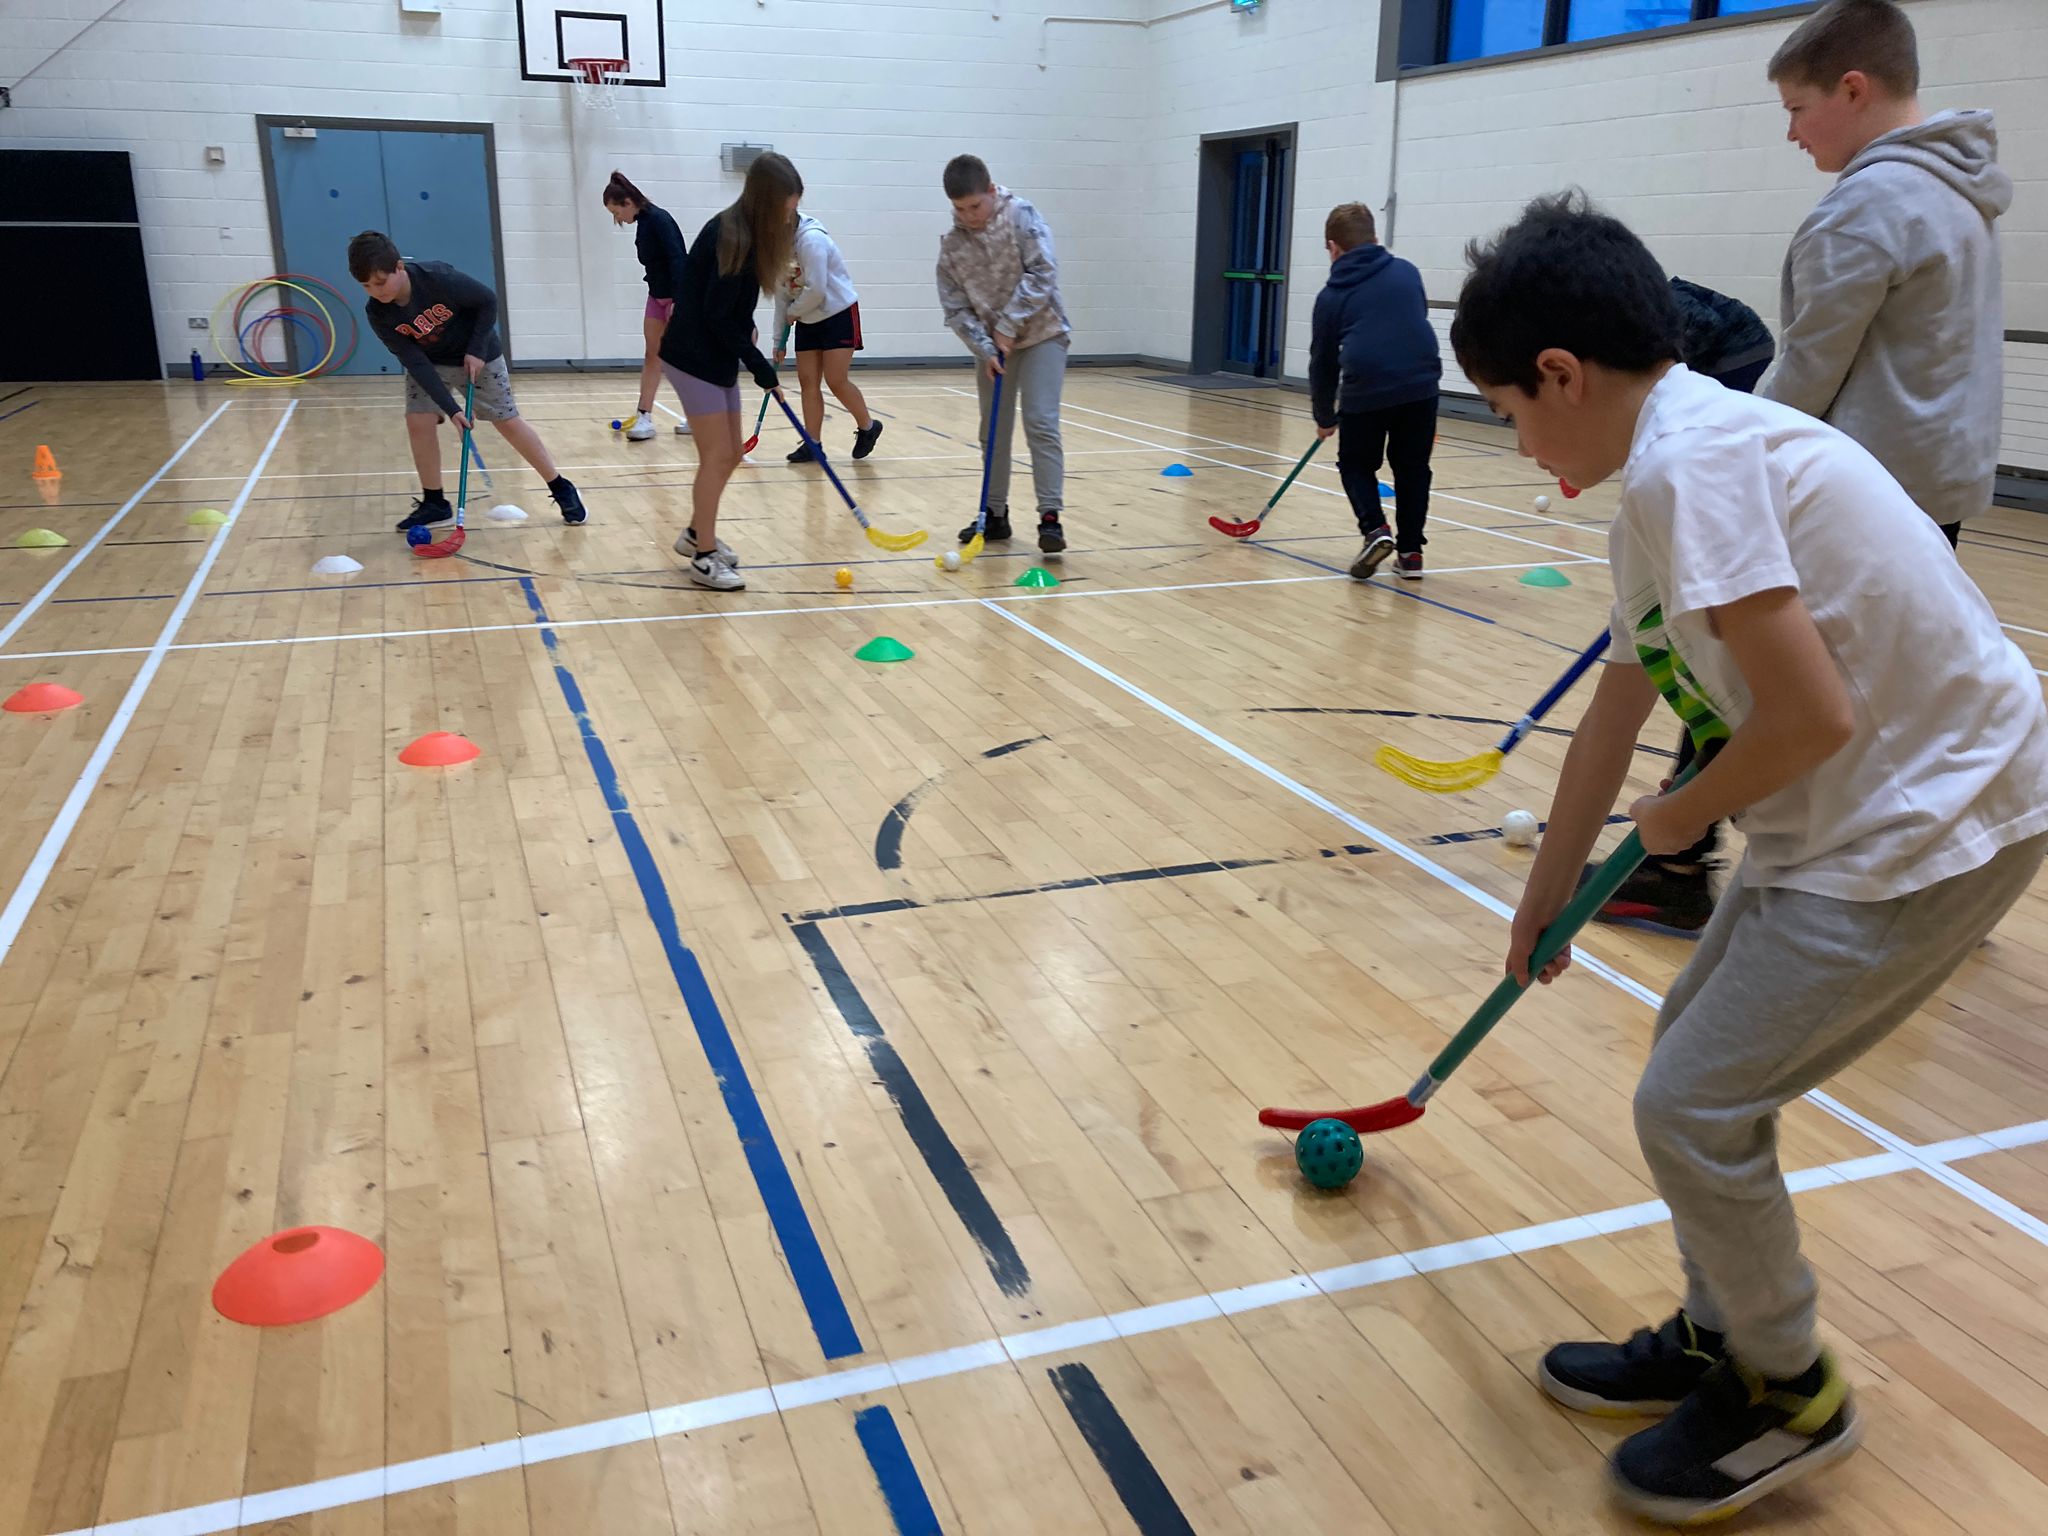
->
[658,211,777,392]
[1308,244,1441,427]
[1759,109,2012,525]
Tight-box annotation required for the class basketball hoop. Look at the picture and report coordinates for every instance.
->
[566,57,627,112]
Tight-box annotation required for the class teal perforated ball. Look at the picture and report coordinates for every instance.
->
[1295,1117,1364,1189]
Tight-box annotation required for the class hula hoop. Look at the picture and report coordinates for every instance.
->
[234,276,357,373]
[210,273,360,382]
[212,279,335,382]
[240,308,327,376]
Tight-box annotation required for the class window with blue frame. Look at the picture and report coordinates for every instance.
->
[1433,1,1811,65]
[1567,0,1695,45]
[1445,0,1546,64]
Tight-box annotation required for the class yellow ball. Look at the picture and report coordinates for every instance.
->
[834,568,854,589]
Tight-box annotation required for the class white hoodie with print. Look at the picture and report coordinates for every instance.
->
[773,215,858,337]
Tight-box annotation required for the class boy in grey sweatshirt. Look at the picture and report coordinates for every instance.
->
[937,154,1072,555]
[1761,0,2012,547]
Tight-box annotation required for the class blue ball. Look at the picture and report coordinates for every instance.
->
[406,525,433,546]
[610,419,623,430]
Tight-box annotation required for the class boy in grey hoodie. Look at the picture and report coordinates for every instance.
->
[937,154,1072,555]
[1762,0,2012,547]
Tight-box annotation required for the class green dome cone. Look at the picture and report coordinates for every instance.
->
[855,636,915,663]
[186,507,229,527]
[1519,566,1573,588]
[13,528,67,549]
[1014,566,1060,589]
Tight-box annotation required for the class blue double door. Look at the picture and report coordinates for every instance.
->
[264,122,499,376]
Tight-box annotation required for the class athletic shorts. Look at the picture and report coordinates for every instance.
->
[405,355,517,421]
[645,297,674,323]
[795,303,862,354]
[660,362,742,417]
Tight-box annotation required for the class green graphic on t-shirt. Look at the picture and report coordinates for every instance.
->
[1635,604,1731,753]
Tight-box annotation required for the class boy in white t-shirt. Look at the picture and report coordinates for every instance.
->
[1451,192,2048,1525]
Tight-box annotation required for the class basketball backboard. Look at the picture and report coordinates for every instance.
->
[517,0,666,87]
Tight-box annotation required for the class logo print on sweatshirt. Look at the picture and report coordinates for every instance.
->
[1635,604,1731,753]
[397,303,456,344]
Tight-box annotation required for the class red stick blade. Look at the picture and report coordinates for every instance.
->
[1208,515,1260,539]
[414,527,466,560]
[1257,1097,1426,1135]
[741,432,760,454]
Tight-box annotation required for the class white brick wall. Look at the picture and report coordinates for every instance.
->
[1393,0,2047,472]
[2,0,2043,479]
[0,0,1148,370]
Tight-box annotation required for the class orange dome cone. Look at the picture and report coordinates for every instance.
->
[398,730,480,767]
[212,1226,384,1327]
[4,683,83,713]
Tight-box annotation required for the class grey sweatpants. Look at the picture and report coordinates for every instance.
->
[1639,831,2048,1377]
[974,335,1067,517]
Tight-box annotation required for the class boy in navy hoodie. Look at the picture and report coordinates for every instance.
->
[1308,203,1442,580]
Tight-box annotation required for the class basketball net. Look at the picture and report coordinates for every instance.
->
[566,57,626,113]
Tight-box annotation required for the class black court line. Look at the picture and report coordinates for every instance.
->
[789,919,1034,1297]
[1048,1363,1198,1536]
[877,735,1049,871]
[1251,706,1681,759]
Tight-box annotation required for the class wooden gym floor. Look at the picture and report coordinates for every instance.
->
[3,368,2048,1536]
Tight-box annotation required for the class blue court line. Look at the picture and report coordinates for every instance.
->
[853,1406,944,1534]
[515,576,863,1360]
[0,401,39,424]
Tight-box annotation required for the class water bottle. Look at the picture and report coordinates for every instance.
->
[190,348,204,381]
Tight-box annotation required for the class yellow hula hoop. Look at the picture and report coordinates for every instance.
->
[211,278,338,383]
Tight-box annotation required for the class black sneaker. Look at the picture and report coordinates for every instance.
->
[550,478,588,526]
[1609,1353,1860,1525]
[961,511,1012,544]
[396,496,451,532]
[1539,1311,1726,1417]
[1037,513,1066,555]
[1349,525,1395,580]
[1576,860,1716,935]
[787,443,815,465]
[852,421,884,460]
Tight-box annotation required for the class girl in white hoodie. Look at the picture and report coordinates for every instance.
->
[772,210,881,463]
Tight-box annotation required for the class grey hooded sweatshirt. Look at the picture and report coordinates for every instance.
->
[1760,110,2012,526]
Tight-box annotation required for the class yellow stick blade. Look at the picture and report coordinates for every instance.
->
[956,533,985,565]
[1372,744,1505,795]
[866,526,928,552]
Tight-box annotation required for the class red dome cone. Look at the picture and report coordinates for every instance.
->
[4,682,83,713]
[212,1226,384,1326]
[398,730,480,767]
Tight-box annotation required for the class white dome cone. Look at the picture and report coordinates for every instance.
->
[311,555,363,575]
[487,504,528,523]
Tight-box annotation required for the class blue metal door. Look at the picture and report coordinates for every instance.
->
[266,124,497,377]
[1222,138,1287,377]
[267,124,390,375]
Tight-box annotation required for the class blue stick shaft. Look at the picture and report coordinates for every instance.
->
[973,368,1004,528]
[1493,629,1611,754]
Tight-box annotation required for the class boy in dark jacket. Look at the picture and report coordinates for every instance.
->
[1308,203,1442,580]
[348,231,588,528]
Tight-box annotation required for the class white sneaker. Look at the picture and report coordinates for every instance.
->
[674,418,691,435]
[624,411,656,442]
[674,527,738,566]
[686,551,745,591]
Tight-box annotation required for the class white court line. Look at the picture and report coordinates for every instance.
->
[54,1113,2046,1536]
[1058,397,1608,543]
[0,558,1596,664]
[933,383,1604,569]
[0,404,295,971]
[146,445,1163,482]
[0,401,234,649]
[981,599,2048,1247]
